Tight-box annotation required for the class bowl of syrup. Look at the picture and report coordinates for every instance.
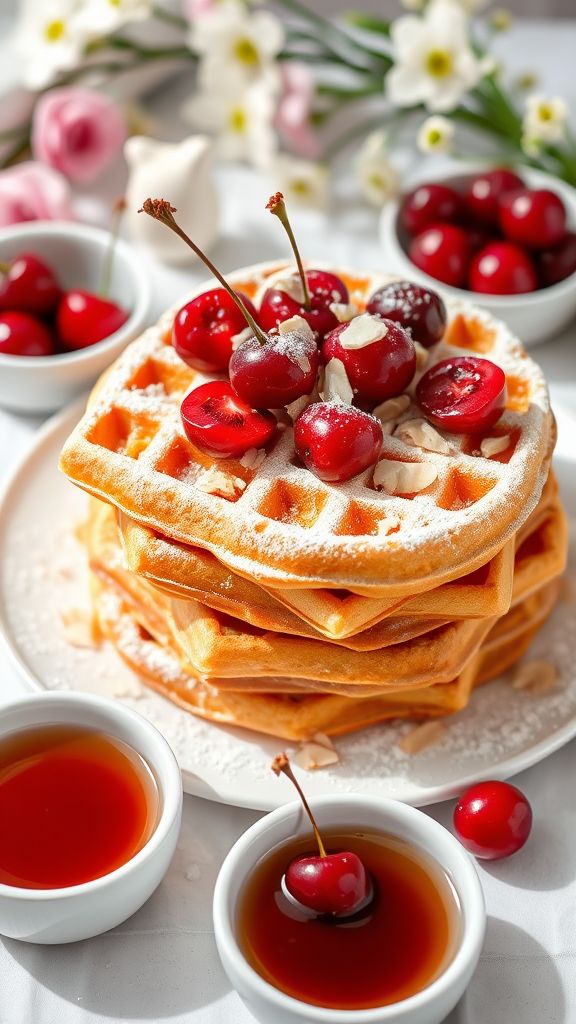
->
[0,691,182,944]
[214,794,485,1024]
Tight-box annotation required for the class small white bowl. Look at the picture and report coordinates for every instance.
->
[213,795,485,1024]
[380,162,576,347]
[0,221,150,414]
[0,691,182,944]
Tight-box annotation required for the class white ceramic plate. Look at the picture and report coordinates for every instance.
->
[0,397,575,811]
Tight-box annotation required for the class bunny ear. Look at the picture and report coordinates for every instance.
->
[179,134,215,161]
[123,135,161,166]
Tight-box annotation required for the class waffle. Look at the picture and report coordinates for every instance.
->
[60,261,554,596]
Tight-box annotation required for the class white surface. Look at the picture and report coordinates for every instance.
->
[213,796,485,1024]
[1,400,576,812]
[0,692,182,944]
[0,19,576,1024]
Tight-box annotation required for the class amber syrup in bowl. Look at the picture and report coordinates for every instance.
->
[0,724,160,889]
[238,829,461,1011]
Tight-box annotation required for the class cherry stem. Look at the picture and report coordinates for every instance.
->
[139,198,268,345]
[271,753,326,858]
[100,197,127,299]
[266,192,311,310]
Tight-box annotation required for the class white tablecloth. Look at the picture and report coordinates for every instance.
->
[1,18,576,1024]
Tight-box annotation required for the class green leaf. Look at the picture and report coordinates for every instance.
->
[343,11,391,37]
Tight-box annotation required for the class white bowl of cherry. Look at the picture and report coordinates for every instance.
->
[380,162,576,347]
[0,220,150,414]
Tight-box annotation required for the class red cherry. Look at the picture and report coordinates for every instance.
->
[323,315,416,404]
[469,241,537,295]
[366,281,447,348]
[464,168,524,226]
[499,188,566,249]
[285,850,368,915]
[173,288,260,373]
[230,327,319,408]
[258,269,349,340]
[294,402,382,482]
[538,231,576,286]
[454,780,532,860]
[57,290,128,350]
[400,183,463,236]
[0,253,62,317]
[0,310,55,357]
[181,381,277,458]
[409,223,471,288]
[416,355,506,433]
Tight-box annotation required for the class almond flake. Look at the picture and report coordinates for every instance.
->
[373,459,437,494]
[394,418,451,455]
[511,659,558,694]
[286,387,318,422]
[230,326,253,351]
[239,448,266,470]
[480,435,510,458]
[278,314,314,340]
[328,302,357,323]
[399,721,447,755]
[414,341,429,370]
[339,313,388,350]
[320,358,353,404]
[60,607,100,649]
[294,734,339,770]
[372,394,411,423]
[267,272,306,304]
[195,467,246,499]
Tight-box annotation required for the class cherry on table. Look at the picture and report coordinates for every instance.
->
[294,401,383,482]
[366,280,447,348]
[229,323,319,408]
[453,780,532,860]
[499,188,567,249]
[469,241,537,295]
[409,223,471,288]
[464,168,524,226]
[173,288,260,373]
[400,183,464,237]
[0,253,61,317]
[416,355,506,433]
[0,311,55,357]
[538,231,576,286]
[57,290,128,351]
[180,380,277,458]
[323,315,416,404]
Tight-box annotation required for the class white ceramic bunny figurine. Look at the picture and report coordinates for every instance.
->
[124,134,219,264]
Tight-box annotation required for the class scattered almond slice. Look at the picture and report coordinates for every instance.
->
[195,467,246,499]
[60,607,100,649]
[328,301,357,323]
[373,459,438,494]
[399,721,447,755]
[511,659,558,694]
[239,447,266,470]
[268,272,306,304]
[230,326,253,350]
[286,387,318,422]
[339,313,388,350]
[414,341,429,370]
[480,435,510,458]
[394,418,452,455]
[320,357,353,404]
[372,394,411,423]
[294,733,339,770]
[278,314,314,340]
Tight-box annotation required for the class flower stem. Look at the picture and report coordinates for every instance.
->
[151,4,188,29]
[323,109,405,161]
[266,192,311,309]
[271,754,327,858]
[139,199,268,344]
[275,0,372,64]
[100,198,126,299]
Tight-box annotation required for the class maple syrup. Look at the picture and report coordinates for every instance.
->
[0,725,159,889]
[238,829,461,1011]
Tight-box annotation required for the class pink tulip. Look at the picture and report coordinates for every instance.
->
[0,161,74,227]
[32,87,127,184]
[276,64,320,160]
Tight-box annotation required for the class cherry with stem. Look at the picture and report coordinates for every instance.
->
[266,192,311,310]
[272,753,327,857]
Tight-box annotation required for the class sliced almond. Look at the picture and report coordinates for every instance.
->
[394,418,451,455]
[414,341,429,370]
[373,459,437,494]
[60,607,100,649]
[328,302,357,323]
[511,659,558,694]
[372,394,411,423]
[295,735,339,770]
[286,388,318,422]
[339,313,388,350]
[239,448,266,470]
[278,314,314,340]
[267,272,306,304]
[195,467,246,500]
[480,435,510,458]
[399,721,447,755]
[230,326,253,350]
[320,357,353,405]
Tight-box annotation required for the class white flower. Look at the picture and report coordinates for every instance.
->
[521,134,543,159]
[401,0,425,9]
[355,131,399,207]
[189,0,283,94]
[182,83,277,168]
[523,94,568,145]
[417,114,455,153]
[13,0,91,90]
[387,0,492,113]
[73,0,152,36]
[269,155,329,209]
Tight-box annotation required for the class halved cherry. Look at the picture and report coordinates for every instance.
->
[230,325,319,408]
[0,311,55,357]
[416,356,506,433]
[366,281,447,348]
[181,381,277,458]
[323,315,416,404]
[294,402,383,482]
[173,288,260,373]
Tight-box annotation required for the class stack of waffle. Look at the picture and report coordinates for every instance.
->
[60,264,568,741]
